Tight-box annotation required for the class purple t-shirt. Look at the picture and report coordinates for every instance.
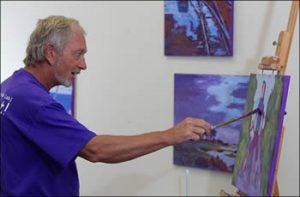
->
[0,68,96,196]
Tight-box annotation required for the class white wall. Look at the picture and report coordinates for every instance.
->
[1,1,299,196]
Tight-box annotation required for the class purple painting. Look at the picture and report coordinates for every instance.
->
[165,0,234,56]
[232,74,290,196]
[173,74,249,172]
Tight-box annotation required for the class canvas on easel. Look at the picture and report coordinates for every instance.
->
[219,2,298,196]
[232,74,290,196]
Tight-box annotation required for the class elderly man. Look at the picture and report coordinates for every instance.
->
[0,15,212,196]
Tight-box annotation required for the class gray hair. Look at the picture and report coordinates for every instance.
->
[23,15,86,66]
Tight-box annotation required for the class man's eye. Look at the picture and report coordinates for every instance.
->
[74,53,82,59]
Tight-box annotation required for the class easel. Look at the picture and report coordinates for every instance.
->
[220,1,299,196]
[259,1,298,196]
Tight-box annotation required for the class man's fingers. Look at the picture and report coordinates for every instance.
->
[177,117,214,142]
[190,119,213,139]
[190,134,200,141]
[194,119,213,130]
[193,127,210,137]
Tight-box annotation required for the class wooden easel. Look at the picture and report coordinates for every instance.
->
[220,1,299,196]
[259,1,299,196]
[259,0,299,75]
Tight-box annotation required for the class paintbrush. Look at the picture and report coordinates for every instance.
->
[213,108,261,130]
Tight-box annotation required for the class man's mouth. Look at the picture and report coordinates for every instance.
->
[71,71,80,75]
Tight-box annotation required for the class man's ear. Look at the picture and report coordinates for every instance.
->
[44,43,57,65]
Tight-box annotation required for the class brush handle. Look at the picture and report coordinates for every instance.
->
[214,108,259,129]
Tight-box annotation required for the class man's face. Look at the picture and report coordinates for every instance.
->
[53,29,87,87]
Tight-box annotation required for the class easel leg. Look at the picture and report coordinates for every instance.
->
[272,126,286,197]
[273,180,279,197]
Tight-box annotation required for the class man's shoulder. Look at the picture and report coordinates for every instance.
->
[2,73,53,113]
[2,69,47,97]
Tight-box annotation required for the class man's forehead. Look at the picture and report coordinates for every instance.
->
[65,32,86,50]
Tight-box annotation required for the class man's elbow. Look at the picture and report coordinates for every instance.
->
[79,146,99,163]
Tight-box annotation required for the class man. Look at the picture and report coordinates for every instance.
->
[0,15,213,196]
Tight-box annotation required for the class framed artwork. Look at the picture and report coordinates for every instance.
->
[232,74,290,196]
[50,84,75,116]
[173,74,249,172]
[165,0,234,56]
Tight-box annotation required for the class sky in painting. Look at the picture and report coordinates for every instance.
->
[174,74,249,144]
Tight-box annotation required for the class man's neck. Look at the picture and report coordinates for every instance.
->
[24,64,57,90]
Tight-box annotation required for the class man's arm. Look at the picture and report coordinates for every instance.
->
[79,117,212,163]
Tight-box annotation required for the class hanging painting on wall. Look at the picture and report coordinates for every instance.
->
[173,74,249,172]
[165,0,234,56]
[50,84,75,116]
[232,74,290,196]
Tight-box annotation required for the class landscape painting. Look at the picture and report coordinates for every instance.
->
[165,0,234,56]
[50,84,75,116]
[173,74,249,172]
[232,74,290,196]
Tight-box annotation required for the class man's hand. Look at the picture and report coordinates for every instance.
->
[166,117,213,145]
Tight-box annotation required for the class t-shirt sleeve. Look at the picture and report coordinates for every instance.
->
[27,102,96,168]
